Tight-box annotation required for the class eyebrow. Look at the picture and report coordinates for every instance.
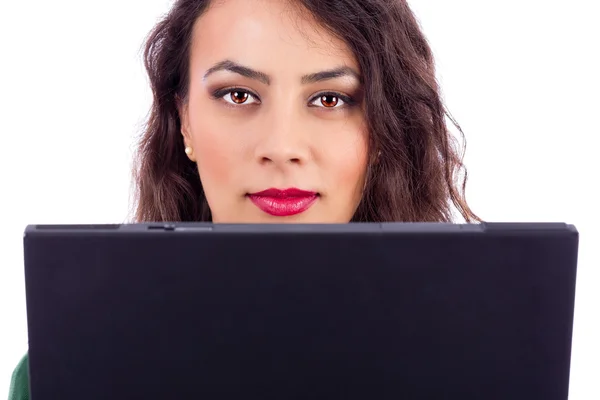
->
[300,67,360,84]
[203,59,361,85]
[204,60,270,85]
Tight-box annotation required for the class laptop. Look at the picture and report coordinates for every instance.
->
[23,222,579,399]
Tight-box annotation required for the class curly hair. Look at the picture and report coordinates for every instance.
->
[133,0,479,223]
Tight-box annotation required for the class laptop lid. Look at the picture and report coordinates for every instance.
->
[23,222,579,399]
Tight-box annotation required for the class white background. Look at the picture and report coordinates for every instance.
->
[0,0,598,397]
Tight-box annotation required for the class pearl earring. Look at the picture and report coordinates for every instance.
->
[185,146,193,156]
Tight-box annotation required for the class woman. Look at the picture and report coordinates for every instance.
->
[9,0,478,397]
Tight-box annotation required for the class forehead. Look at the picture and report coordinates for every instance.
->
[190,0,358,76]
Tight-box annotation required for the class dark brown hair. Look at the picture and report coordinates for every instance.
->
[133,0,479,223]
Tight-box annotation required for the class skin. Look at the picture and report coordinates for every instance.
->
[179,0,369,223]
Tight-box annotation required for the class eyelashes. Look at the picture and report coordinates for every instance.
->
[211,88,261,106]
[210,87,358,110]
[308,92,357,109]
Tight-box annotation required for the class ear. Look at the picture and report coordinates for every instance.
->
[177,99,196,162]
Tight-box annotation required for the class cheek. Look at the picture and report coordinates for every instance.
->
[188,112,244,191]
[323,128,369,195]
[194,132,231,185]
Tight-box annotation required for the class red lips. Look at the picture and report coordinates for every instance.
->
[247,188,318,217]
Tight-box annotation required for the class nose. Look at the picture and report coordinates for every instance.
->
[254,107,309,168]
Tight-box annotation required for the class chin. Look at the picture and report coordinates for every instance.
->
[255,214,312,224]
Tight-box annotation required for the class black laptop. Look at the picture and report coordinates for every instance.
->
[23,222,579,399]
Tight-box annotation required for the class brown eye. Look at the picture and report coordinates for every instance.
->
[230,91,249,104]
[309,92,350,109]
[320,95,338,108]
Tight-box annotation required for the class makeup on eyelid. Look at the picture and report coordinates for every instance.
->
[208,86,361,110]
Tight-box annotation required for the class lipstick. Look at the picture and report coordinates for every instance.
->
[247,188,318,217]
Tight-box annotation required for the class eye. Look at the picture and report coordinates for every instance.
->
[224,90,257,105]
[220,89,260,105]
[319,94,339,108]
[309,92,353,109]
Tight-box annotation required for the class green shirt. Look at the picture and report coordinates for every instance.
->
[8,354,29,400]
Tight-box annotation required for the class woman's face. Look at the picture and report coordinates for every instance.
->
[180,0,368,223]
